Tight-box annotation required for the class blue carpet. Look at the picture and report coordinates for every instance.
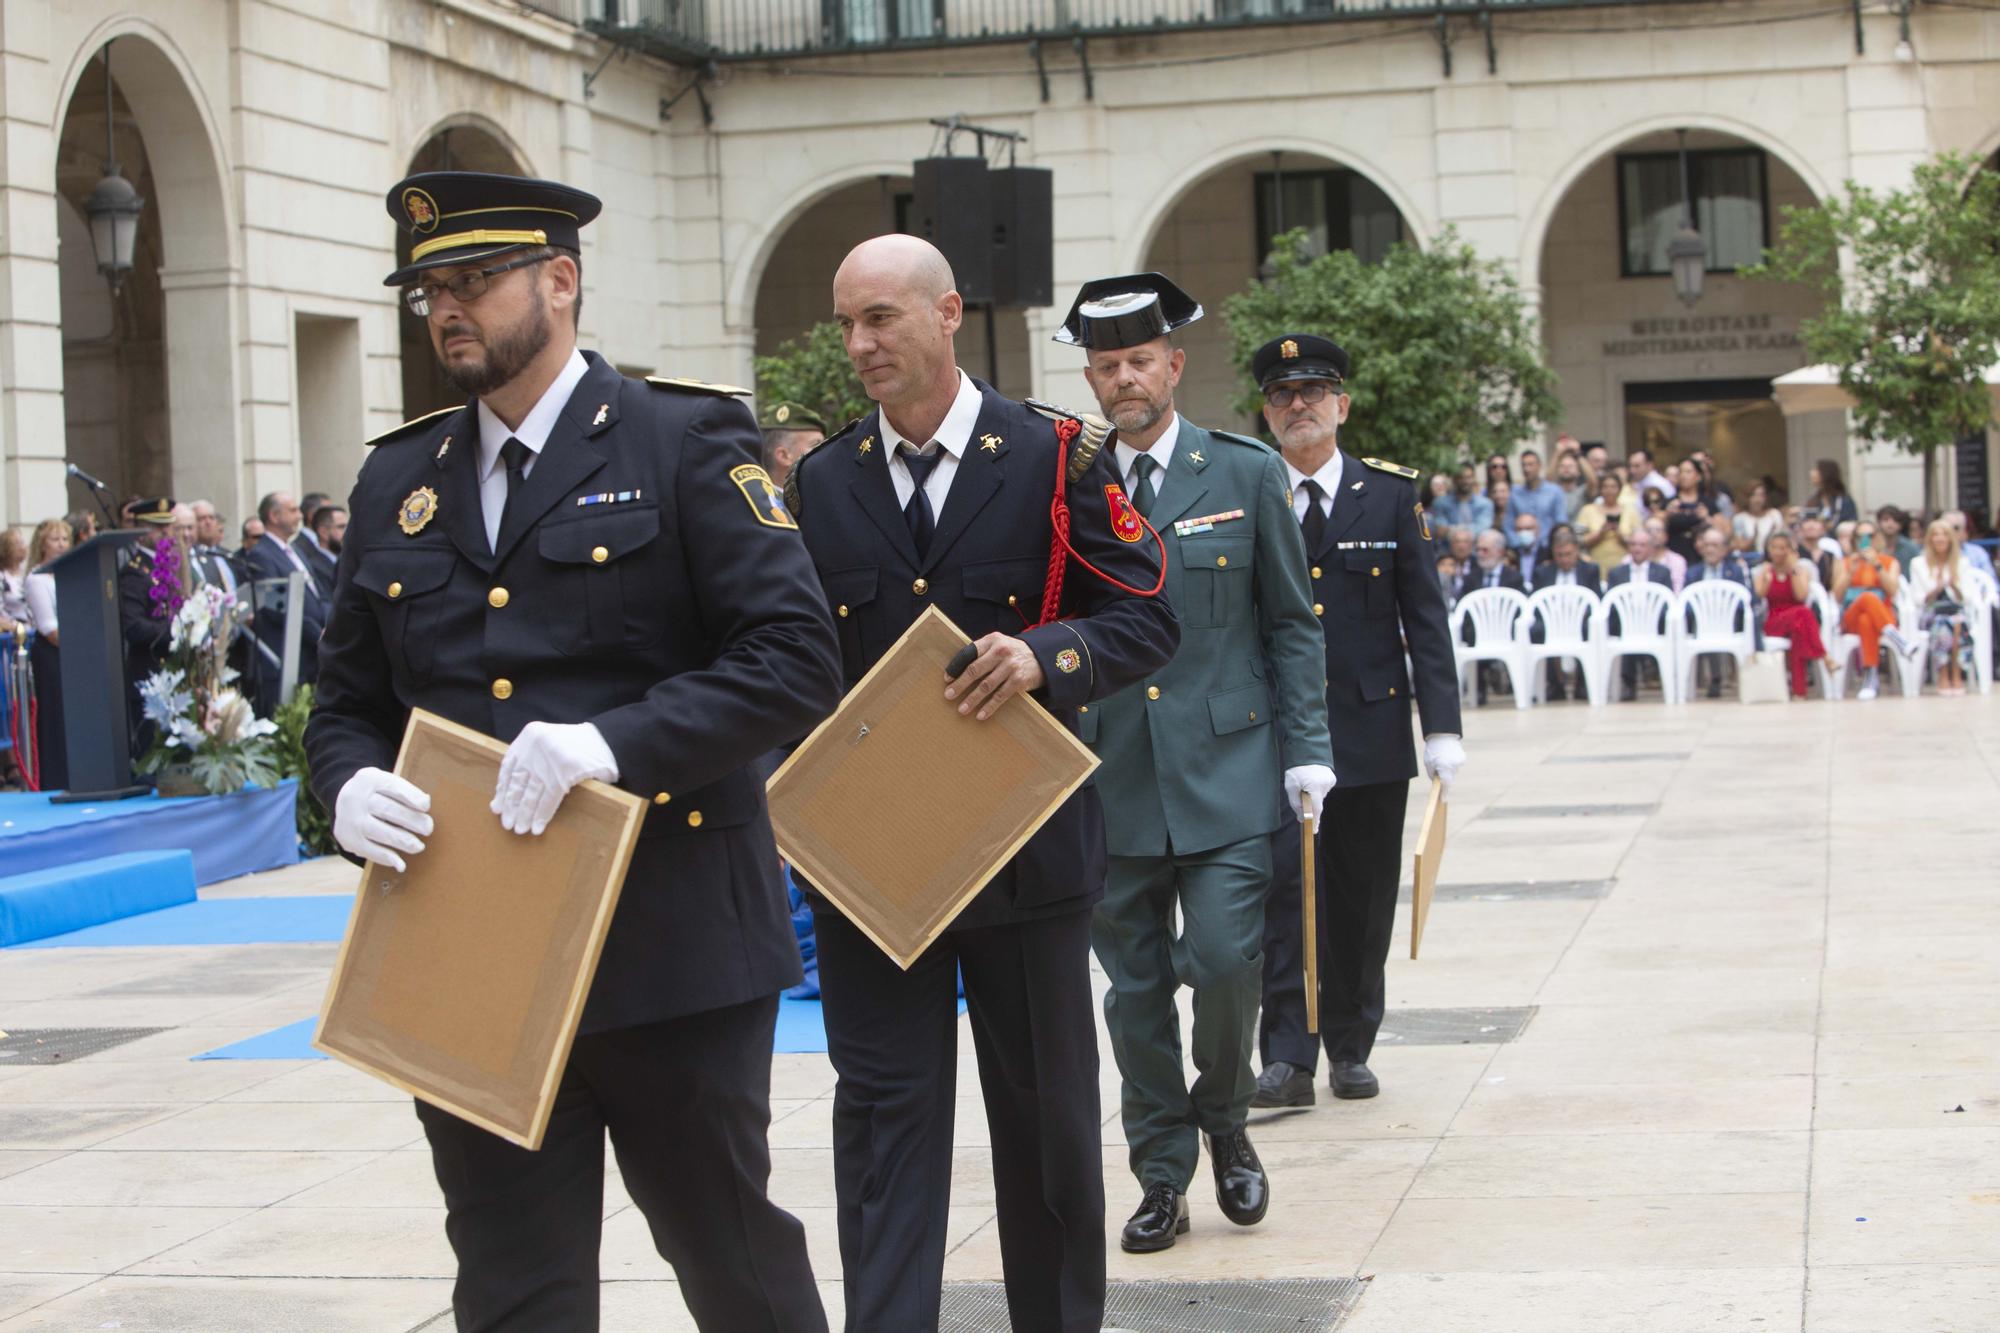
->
[0,850,197,946]
[0,783,300,887]
[190,995,966,1061]
[193,1018,321,1061]
[10,894,353,949]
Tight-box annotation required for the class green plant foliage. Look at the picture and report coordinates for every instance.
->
[754,322,873,430]
[273,684,336,857]
[1747,152,2000,497]
[1221,229,1561,476]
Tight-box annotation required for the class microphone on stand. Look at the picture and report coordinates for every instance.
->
[65,463,111,491]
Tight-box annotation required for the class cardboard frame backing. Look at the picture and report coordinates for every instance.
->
[314,710,645,1149]
[1409,778,1446,959]
[766,606,1100,969]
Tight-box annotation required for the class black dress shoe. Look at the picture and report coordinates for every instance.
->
[1206,1127,1269,1226]
[1250,1060,1315,1108]
[1120,1183,1188,1253]
[1331,1061,1379,1099]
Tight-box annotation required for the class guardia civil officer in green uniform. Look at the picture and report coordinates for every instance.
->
[1059,275,1334,1253]
[1249,335,1466,1108]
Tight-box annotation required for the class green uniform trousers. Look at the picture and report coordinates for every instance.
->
[1091,835,1272,1190]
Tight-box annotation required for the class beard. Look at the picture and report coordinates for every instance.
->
[1106,391,1170,435]
[437,290,551,397]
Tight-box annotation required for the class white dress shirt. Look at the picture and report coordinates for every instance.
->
[23,570,56,635]
[475,349,591,550]
[1282,450,1344,523]
[1111,414,1182,493]
[1551,565,1580,586]
[880,370,982,513]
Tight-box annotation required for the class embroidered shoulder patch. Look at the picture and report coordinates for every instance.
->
[1055,648,1082,675]
[730,464,798,530]
[1106,485,1144,543]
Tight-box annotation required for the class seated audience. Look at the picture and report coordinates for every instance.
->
[1458,528,1525,598]
[1839,520,1900,701]
[1756,531,1827,698]
[1942,510,1996,579]
[1685,527,1753,698]
[1436,554,1460,611]
[1805,458,1858,526]
[1553,448,1595,521]
[1512,448,1570,541]
[1608,527,1676,701]
[1732,482,1782,560]
[1876,506,1920,573]
[1509,511,1544,583]
[1488,478,1515,533]
[1797,514,1841,586]
[1664,459,1712,565]
[1530,530,1600,701]
[1485,452,1514,493]
[1576,473,1635,575]
[64,510,98,546]
[1690,450,1734,517]
[1644,516,1686,589]
[1447,525,1475,572]
[1433,465,1494,534]
[1909,519,1975,696]
[23,519,69,790]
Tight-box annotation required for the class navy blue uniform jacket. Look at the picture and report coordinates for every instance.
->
[305,352,843,1033]
[789,383,1180,930]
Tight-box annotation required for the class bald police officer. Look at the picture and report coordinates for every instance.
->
[1249,335,1465,1106]
[307,171,838,1332]
[1058,275,1332,1253]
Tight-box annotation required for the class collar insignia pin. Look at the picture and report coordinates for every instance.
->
[592,404,609,427]
[980,434,1002,452]
[435,435,451,463]
[859,436,875,456]
[1351,480,1364,491]
[1189,450,1204,464]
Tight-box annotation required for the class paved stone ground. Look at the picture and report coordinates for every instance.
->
[2,695,1996,1330]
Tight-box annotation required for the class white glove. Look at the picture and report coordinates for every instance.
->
[1423,734,1466,797]
[492,721,620,836]
[333,767,434,873]
[1283,764,1337,826]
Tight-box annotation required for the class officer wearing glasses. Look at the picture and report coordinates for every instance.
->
[1247,334,1465,1109]
[307,172,838,1331]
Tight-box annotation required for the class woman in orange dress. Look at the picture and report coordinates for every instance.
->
[1839,520,1900,700]
[1756,532,1826,698]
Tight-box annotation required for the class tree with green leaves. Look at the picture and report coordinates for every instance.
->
[1221,228,1560,477]
[1748,151,2000,509]
[753,321,872,431]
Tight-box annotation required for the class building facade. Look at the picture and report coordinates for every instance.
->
[5,0,1998,530]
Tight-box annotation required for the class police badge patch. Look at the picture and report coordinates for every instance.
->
[1105,485,1144,543]
[1055,648,1081,675]
[730,464,798,530]
[398,486,439,535]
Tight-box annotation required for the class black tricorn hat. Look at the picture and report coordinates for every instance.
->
[1251,333,1350,388]
[1052,272,1203,350]
[384,171,602,287]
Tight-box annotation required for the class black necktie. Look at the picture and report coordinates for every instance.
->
[499,437,530,536]
[1130,455,1159,519]
[902,446,941,556]
[1300,480,1328,555]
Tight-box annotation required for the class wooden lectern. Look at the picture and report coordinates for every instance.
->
[47,530,149,802]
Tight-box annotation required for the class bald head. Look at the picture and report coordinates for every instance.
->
[833,234,964,420]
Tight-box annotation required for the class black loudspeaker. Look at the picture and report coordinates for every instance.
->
[989,167,1053,308]
[911,157,994,303]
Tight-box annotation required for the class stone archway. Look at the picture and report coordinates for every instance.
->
[1531,127,1835,503]
[53,30,236,517]
[1136,149,1414,434]
[398,123,530,419]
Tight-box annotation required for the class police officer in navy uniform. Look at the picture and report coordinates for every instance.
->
[1248,335,1467,1107]
[786,235,1179,1333]
[306,172,839,1333]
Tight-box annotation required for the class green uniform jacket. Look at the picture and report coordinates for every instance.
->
[1078,420,1332,857]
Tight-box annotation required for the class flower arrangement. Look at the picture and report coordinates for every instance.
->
[137,578,278,795]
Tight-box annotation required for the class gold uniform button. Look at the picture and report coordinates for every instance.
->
[1216,555,1228,568]
[686,810,703,828]
[913,578,929,595]
[591,545,610,564]
[1249,711,1258,722]
[1146,686,1161,701]
[1313,602,1325,615]
[1007,594,1019,607]
[1311,565,1322,579]
[387,581,403,599]
[488,587,510,609]
[1371,566,1381,577]
[1079,705,1089,713]
[491,678,513,700]
[837,605,850,618]
[1389,686,1398,696]
[653,792,671,805]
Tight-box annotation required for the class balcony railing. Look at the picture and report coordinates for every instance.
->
[565,0,1682,62]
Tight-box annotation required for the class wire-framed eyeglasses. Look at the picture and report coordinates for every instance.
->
[402,253,551,317]
[1263,381,1339,410]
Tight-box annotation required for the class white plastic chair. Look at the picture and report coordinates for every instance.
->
[1522,584,1603,706]
[1965,568,1997,695]
[1676,580,1755,702]
[1810,584,1858,698]
[1449,586,1531,710]
[1599,581,1678,705]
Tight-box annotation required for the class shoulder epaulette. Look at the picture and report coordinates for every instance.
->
[1212,429,1276,454]
[365,405,458,448]
[1363,456,1420,480]
[1025,398,1115,483]
[782,415,862,519]
[645,376,751,397]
